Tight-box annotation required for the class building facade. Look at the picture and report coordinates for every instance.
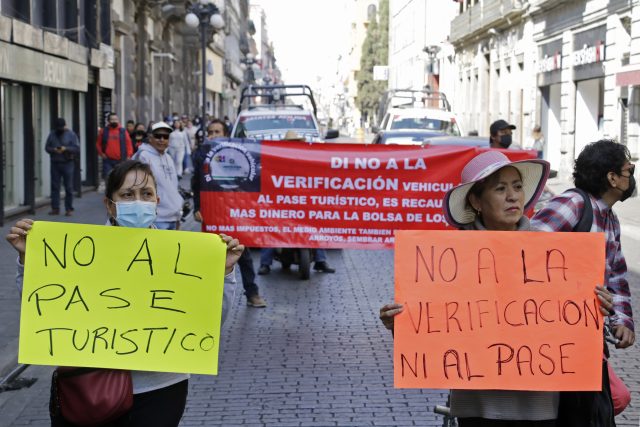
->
[388,0,458,93]
[447,0,640,176]
[0,0,114,224]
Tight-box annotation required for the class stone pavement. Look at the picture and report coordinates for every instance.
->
[1,175,640,426]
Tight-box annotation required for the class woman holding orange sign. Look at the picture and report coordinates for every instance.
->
[379,151,614,426]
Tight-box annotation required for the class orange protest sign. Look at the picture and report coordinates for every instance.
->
[394,230,606,391]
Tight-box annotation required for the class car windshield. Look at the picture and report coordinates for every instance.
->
[235,114,316,137]
[390,116,461,136]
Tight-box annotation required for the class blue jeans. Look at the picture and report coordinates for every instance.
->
[154,221,178,230]
[260,248,326,266]
[102,158,120,179]
[238,248,259,298]
[50,161,74,211]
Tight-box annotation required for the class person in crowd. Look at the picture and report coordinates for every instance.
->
[191,118,267,308]
[258,130,335,275]
[45,117,80,216]
[6,160,243,427]
[185,119,198,152]
[223,115,233,135]
[379,150,614,426]
[532,140,635,349]
[183,119,197,174]
[489,119,520,149]
[531,125,545,159]
[96,113,134,178]
[126,119,136,140]
[168,120,191,179]
[132,122,148,152]
[132,121,183,231]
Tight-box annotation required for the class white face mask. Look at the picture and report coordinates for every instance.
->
[113,200,157,228]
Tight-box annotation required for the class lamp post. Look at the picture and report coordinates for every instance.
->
[240,53,260,84]
[151,52,176,121]
[185,0,224,122]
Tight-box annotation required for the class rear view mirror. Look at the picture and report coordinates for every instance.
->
[325,129,339,139]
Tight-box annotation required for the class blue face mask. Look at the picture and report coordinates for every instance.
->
[113,201,157,228]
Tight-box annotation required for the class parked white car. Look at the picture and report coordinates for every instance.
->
[375,89,463,136]
[231,85,339,142]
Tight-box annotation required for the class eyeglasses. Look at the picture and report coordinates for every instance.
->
[152,133,170,140]
[621,164,635,177]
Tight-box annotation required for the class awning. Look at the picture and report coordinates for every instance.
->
[616,63,640,86]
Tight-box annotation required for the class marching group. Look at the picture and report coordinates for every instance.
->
[8,115,638,426]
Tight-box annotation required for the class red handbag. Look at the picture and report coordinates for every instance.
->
[607,362,631,415]
[52,367,133,426]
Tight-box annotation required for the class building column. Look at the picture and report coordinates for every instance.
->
[628,3,640,158]
[603,14,624,143]
[559,30,576,179]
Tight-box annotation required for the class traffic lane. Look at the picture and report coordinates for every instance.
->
[184,248,447,426]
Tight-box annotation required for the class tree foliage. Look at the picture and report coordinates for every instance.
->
[356,0,388,124]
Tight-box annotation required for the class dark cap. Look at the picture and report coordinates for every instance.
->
[490,119,516,135]
[54,118,66,130]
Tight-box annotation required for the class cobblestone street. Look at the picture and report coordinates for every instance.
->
[1,188,639,426]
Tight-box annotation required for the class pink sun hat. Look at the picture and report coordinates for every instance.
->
[443,150,550,228]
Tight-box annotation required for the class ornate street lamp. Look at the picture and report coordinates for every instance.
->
[185,0,225,121]
[240,53,261,84]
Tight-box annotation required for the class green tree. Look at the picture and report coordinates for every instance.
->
[356,0,388,125]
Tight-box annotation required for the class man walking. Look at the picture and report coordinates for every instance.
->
[532,140,635,348]
[192,118,267,308]
[45,118,79,216]
[489,119,519,149]
[96,113,134,178]
[132,121,184,230]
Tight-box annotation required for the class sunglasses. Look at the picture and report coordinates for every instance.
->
[152,133,170,140]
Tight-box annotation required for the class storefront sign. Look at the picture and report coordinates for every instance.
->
[198,140,536,249]
[394,230,605,391]
[572,25,607,71]
[0,41,88,92]
[571,41,605,67]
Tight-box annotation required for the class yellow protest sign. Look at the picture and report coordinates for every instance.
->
[18,221,227,375]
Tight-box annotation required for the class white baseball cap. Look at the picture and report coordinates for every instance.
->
[151,121,173,133]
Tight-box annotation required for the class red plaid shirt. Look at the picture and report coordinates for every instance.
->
[531,191,634,331]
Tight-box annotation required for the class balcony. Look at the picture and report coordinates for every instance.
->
[450,0,526,45]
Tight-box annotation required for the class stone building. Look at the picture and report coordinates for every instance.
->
[447,0,640,176]
[0,0,114,223]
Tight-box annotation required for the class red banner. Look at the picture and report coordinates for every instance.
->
[199,140,536,249]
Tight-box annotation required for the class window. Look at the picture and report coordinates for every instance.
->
[1,0,30,22]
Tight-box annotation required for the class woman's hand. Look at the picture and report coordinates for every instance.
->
[379,302,404,332]
[5,218,33,264]
[612,325,635,349]
[220,233,244,275]
[595,285,613,316]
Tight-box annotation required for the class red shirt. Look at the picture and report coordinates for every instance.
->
[95,126,133,160]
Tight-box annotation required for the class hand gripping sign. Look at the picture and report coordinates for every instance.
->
[18,222,227,375]
[394,230,606,391]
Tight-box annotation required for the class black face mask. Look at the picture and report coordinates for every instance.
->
[109,122,118,128]
[499,134,512,149]
[620,174,636,202]
[135,131,145,138]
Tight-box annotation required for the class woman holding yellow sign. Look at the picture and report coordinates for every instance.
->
[379,151,614,426]
[7,160,243,427]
